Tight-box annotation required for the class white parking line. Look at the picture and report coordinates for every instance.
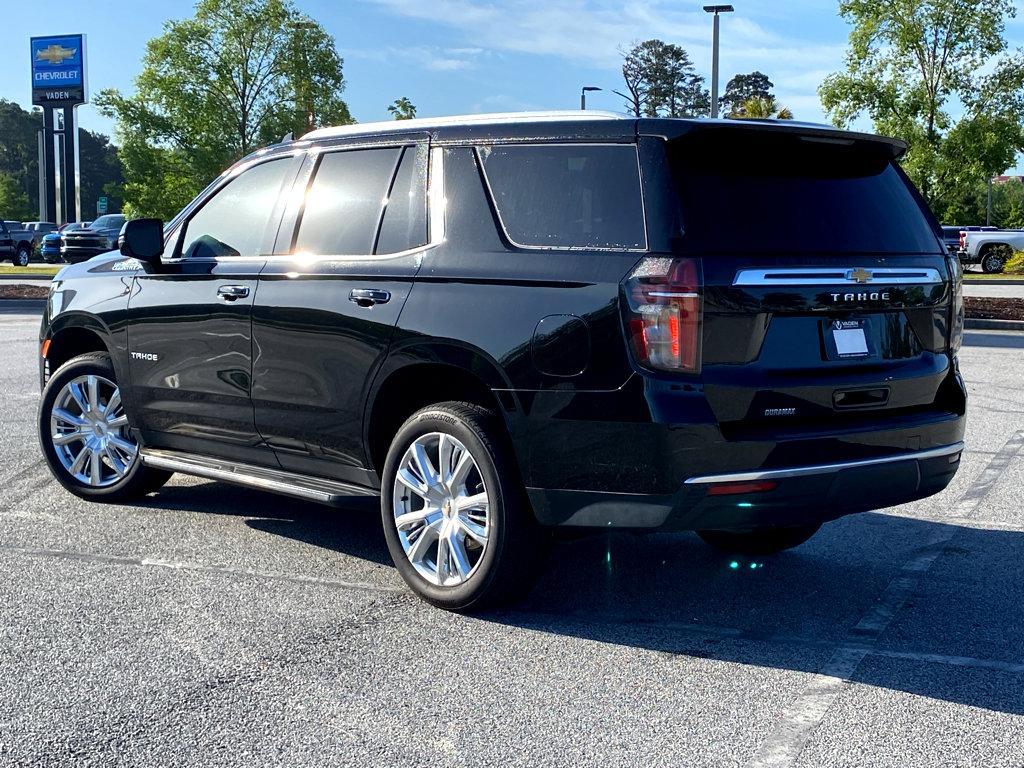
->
[751,429,1024,767]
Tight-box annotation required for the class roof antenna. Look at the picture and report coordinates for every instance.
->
[280,131,293,143]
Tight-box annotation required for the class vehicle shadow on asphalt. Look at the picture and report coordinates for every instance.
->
[135,480,1024,716]
[133,479,392,566]
[493,512,1024,717]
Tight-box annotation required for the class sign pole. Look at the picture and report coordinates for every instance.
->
[41,107,57,223]
[31,33,87,225]
[37,129,46,221]
[62,105,79,224]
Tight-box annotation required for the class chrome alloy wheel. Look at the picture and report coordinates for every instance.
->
[49,374,137,487]
[392,432,490,587]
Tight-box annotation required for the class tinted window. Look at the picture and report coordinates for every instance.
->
[180,158,291,259]
[91,215,125,230]
[479,144,646,250]
[295,147,401,256]
[375,145,428,254]
[670,130,940,254]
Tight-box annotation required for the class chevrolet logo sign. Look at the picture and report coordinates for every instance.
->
[847,268,873,284]
[35,44,77,65]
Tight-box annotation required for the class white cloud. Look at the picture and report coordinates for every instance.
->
[368,0,844,119]
[347,43,483,72]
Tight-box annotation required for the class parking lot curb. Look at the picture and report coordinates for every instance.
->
[965,317,1024,331]
[0,273,54,281]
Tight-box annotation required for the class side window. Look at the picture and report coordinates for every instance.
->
[294,147,401,256]
[179,157,292,259]
[375,145,428,254]
[478,143,646,250]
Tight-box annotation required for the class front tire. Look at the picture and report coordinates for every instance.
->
[380,402,540,611]
[697,524,821,555]
[38,352,171,500]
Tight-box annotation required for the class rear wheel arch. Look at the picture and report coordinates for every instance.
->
[365,359,513,479]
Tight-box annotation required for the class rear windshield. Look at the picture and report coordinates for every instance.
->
[669,130,940,255]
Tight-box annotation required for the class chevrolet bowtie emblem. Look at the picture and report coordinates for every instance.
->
[36,44,76,65]
[848,268,873,284]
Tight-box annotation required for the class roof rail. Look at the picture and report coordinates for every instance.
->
[302,110,627,140]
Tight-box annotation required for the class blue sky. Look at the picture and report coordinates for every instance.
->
[2,0,1023,172]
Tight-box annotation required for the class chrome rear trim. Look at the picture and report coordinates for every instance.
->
[684,442,964,485]
[140,449,377,504]
[733,267,943,287]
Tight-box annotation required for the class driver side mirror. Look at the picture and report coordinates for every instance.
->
[119,218,164,265]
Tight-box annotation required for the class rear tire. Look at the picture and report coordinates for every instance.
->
[38,352,171,501]
[981,246,1007,274]
[697,524,821,555]
[380,401,541,611]
[13,245,30,267]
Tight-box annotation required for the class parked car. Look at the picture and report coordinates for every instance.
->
[23,221,57,253]
[940,225,996,255]
[960,228,1024,273]
[60,214,126,264]
[0,220,36,266]
[40,221,91,264]
[36,112,966,610]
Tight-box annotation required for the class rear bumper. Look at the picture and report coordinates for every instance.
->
[528,441,964,531]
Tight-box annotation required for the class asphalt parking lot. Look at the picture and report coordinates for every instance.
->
[1,309,1023,766]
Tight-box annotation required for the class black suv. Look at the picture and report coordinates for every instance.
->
[36,112,967,610]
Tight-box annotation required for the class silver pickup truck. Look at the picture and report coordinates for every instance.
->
[0,220,36,266]
[960,229,1024,273]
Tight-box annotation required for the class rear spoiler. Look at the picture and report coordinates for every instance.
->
[638,118,907,160]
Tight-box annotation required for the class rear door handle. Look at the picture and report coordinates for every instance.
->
[217,285,250,301]
[349,288,391,307]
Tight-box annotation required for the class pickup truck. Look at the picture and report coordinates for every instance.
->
[960,229,1024,273]
[0,220,36,266]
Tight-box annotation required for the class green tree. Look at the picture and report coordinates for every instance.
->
[820,0,1024,220]
[0,99,123,219]
[0,172,32,220]
[736,95,794,120]
[720,71,774,117]
[97,0,352,220]
[388,97,417,120]
[619,40,709,118]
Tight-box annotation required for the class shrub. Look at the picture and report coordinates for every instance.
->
[1004,251,1024,275]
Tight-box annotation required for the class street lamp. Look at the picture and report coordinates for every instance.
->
[703,5,734,119]
[581,86,602,110]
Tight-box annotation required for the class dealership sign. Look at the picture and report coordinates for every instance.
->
[31,34,87,106]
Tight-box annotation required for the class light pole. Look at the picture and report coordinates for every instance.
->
[290,20,318,135]
[704,5,734,118]
[581,86,602,110]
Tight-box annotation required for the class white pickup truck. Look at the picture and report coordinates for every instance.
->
[960,229,1024,273]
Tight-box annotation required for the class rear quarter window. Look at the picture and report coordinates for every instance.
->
[478,143,646,250]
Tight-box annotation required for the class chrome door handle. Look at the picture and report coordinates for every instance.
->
[217,285,250,301]
[349,288,391,307]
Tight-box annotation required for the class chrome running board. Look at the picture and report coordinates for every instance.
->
[684,442,964,485]
[140,449,378,505]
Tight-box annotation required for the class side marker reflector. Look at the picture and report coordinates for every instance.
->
[41,339,51,359]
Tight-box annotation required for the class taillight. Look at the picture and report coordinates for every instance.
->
[959,231,966,250]
[622,257,703,373]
